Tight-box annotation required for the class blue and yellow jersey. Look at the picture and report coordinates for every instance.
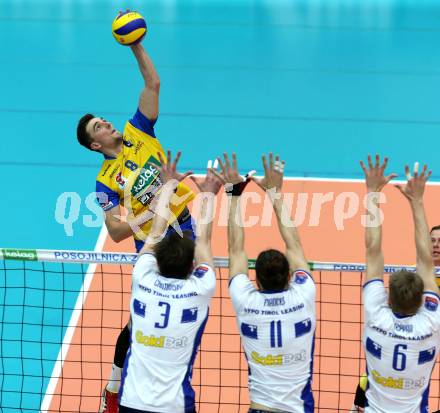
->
[95,110,194,249]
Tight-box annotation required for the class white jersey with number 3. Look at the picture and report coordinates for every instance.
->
[363,280,440,413]
[119,253,216,413]
[229,270,316,413]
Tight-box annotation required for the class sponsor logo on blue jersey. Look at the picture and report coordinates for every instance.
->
[251,350,307,366]
[371,370,426,390]
[194,265,209,278]
[366,337,382,359]
[133,299,146,317]
[241,323,258,339]
[135,330,188,349]
[425,296,438,312]
[181,307,198,323]
[294,270,308,284]
[394,323,413,333]
[264,297,285,307]
[294,318,312,337]
[418,347,436,364]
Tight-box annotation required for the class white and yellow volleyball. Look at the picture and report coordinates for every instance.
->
[112,11,147,46]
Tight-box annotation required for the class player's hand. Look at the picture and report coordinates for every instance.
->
[251,153,285,192]
[191,163,225,195]
[154,150,193,185]
[360,154,396,193]
[395,162,431,202]
[214,153,245,185]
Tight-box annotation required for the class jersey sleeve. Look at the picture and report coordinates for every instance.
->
[132,253,158,285]
[363,279,387,324]
[189,263,216,297]
[290,269,316,304]
[128,108,157,138]
[96,181,120,212]
[229,274,256,313]
[419,292,440,330]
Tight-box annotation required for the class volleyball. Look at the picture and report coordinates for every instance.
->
[112,11,147,46]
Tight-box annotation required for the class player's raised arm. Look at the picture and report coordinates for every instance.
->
[252,153,308,272]
[360,155,397,283]
[94,184,134,243]
[190,168,225,269]
[103,208,133,242]
[215,153,250,279]
[140,151,192,255]
[131,43,160,121]
[395,163,438,293]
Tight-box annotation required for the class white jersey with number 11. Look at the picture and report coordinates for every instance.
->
[229,270,316,413]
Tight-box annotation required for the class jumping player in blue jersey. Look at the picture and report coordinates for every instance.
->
[217,152,316,413]
[352,223,440,412]
[118,151,223,412]
[359,155,440,413]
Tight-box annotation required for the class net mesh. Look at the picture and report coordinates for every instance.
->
[1,254,440,412]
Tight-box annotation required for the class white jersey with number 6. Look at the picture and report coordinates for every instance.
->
[229,270,316,413]
[363,279,440,413]
[119,253,216,413]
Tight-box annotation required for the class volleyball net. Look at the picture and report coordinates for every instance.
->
[1,248,440,412]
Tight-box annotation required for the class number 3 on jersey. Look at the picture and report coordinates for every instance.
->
[155,302,170,329]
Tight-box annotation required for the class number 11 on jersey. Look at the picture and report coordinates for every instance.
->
[270,320,282,348]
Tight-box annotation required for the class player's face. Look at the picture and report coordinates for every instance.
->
[87,117,120,150]
[431,229,440,265]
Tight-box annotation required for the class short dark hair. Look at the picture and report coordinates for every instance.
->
[255,249,290,291]
[389,271,424,315]
[77,113,95,150]
[431,225,440,234]
[154,232,195,279]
